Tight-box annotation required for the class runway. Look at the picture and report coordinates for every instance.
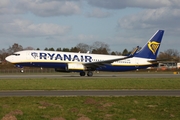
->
[0,90,180,97]
[0,73,180,79]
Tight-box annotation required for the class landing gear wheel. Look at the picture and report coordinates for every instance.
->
[80,71,86,76]
[87,71,93,77]
[20,69,24,73]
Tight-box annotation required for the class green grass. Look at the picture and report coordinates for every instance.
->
[0,96,180,120]
[1,77,180,119]
[0,78,180,90]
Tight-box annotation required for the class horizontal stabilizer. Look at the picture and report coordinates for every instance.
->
[148,58,171,63]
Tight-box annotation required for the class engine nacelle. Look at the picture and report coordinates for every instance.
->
[55,63,85,72]
[68,63,85,70]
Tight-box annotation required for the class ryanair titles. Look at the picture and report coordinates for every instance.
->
[31,52,92,62]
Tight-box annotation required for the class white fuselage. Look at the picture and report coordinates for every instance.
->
[6,50,154,72]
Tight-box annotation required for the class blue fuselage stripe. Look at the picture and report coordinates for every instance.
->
[15,62,153,72]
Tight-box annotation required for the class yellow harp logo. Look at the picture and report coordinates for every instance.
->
[148,41,160,55]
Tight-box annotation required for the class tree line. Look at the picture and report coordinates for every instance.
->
[0,42,180,63]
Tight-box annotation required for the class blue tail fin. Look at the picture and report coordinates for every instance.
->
[134,30,164,59]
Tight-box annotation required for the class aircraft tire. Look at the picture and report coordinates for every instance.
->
[80,71,86,76]
[20,69,24,73]
[87,71,93,77]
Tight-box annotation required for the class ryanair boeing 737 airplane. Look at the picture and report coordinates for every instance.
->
[6,30,164,76]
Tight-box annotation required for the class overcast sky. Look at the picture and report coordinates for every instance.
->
[0,0,180,52]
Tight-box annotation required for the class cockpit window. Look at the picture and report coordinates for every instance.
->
[13,54,20,56]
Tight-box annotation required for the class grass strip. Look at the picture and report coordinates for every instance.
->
[0,96,180,120]
[0,78,180,90]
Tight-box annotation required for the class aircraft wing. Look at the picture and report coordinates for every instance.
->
[83,46,139,68]
[83,55,133,68]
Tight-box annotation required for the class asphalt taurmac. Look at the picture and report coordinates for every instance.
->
[0,90,180,97]
[0,73,180,79]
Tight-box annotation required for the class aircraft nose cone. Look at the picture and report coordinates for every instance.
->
[5,56,12,63]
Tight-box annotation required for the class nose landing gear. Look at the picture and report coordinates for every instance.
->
[20,69,24,73]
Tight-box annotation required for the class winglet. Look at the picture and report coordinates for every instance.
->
[128,46,140,57]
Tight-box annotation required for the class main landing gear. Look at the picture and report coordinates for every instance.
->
[80,71,86,76]
[80,71,93,77]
